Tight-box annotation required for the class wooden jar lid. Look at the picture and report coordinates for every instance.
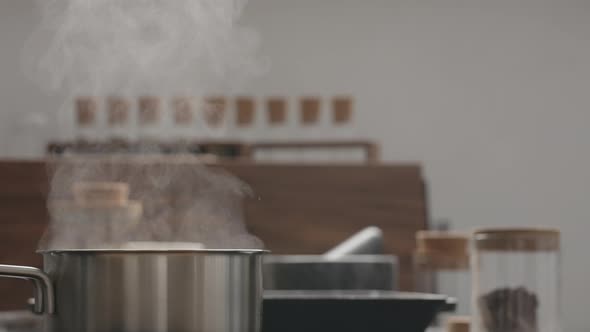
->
[446,316,470,332]
[72,182,129,207]
[474,228,560,252]
[417,231,469,254]
[415,231,470,269]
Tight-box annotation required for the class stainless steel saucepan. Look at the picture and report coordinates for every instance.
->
[0,249,266,332]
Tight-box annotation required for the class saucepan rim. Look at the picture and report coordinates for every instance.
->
[37,249,269,255]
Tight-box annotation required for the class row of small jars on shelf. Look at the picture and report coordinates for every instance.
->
[76,96,224,129]
[74,95,353,127]
[71,95,354,141]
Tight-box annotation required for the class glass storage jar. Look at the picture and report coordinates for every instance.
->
[472,228,561,332]
[415,231,471,326]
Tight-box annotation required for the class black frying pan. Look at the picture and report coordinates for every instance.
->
[262,290,455,332]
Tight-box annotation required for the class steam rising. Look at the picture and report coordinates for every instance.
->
[42,155,262,249]
[26,0,265,95]
[27,0,266,249]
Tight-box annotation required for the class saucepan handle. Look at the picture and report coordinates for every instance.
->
[0,264,55,314]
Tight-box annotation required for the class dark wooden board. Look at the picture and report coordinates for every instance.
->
[0,159,427,310]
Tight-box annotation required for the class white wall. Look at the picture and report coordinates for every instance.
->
[0,1,60,157]
[2,0,590,329]
[240,1,590,330]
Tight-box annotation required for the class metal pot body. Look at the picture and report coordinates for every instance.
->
[1,249,265,332]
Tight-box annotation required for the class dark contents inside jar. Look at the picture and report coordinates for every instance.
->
[478,287,538,332]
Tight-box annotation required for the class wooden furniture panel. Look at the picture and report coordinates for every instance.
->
[0,159,427,310]
[227,163,426,289]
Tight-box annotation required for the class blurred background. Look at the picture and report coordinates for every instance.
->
[0,0,589,331]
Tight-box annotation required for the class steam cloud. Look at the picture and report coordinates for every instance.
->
[27,0,266,249]
[41,155,262,249]
[25,0,266,96]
